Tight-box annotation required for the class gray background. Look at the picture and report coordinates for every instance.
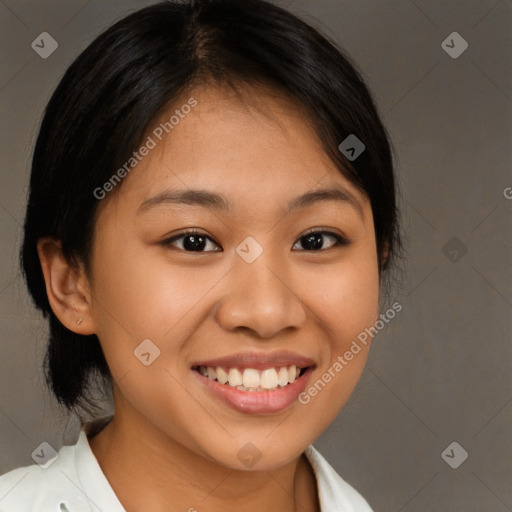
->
[0,0,511,511]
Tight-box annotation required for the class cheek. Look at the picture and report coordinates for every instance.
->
[307,250,380,349]
[292,247,380,429]
[89,236,226,369]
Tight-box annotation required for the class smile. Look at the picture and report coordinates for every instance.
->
[190,351,316,414]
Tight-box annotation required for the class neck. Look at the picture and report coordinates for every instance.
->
[87,404,319,512]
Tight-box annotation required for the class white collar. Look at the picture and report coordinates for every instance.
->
[0,420,372,511]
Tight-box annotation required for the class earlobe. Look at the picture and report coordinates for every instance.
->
[378,241,390,274]
[36,237,94,335]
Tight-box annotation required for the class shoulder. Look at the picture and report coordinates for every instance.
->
[304,444,374,512]
[0,436,88,512]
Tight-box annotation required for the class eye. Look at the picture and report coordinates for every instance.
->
[292,229,350,251]
[160,228,350,253]
[161,229,221,252]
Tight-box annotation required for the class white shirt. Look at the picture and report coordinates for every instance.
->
[0,423,373,512]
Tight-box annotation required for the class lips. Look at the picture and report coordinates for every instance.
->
[190,351,316,414]
[190,350,316,370]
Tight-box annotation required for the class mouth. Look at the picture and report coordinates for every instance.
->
[190,352,315,414]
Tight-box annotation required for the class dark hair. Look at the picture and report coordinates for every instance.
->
[21,0,402,420]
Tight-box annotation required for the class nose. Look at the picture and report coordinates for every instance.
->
[214,248,308,339]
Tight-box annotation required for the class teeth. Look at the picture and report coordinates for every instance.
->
[289,365,297,383]
[242,368,260,388]
[236,385,266,392]
[228,368,243,387]
[260,368,278,389]
[277,367,289,387]
[198,365,305,391]
[216,366,229,384]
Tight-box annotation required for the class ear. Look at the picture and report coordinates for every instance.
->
[36,237,95,335]
[379,240,390,272]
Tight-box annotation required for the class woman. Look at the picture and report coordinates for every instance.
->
[0,0,401,510]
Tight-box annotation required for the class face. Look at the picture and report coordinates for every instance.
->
[86,84,380,470]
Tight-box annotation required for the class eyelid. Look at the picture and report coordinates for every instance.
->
[300,226,349,240]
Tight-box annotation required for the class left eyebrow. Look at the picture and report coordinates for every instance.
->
[137,186,364,219]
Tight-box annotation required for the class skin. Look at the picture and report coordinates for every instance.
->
[37,83,381,512]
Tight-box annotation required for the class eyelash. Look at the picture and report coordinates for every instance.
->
[160,228,350,253]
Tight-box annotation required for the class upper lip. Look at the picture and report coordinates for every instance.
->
[191,350,316,370]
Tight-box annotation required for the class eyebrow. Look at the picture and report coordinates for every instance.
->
[137,186,364,219]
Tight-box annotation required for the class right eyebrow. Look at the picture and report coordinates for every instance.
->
[137,189,231,215]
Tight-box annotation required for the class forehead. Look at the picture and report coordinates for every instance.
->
[104,83,368,216]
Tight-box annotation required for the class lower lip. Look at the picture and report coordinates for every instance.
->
[192,367,314,414]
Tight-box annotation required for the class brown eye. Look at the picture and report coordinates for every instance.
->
[293,231,350,251]
[161,230,221,252]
